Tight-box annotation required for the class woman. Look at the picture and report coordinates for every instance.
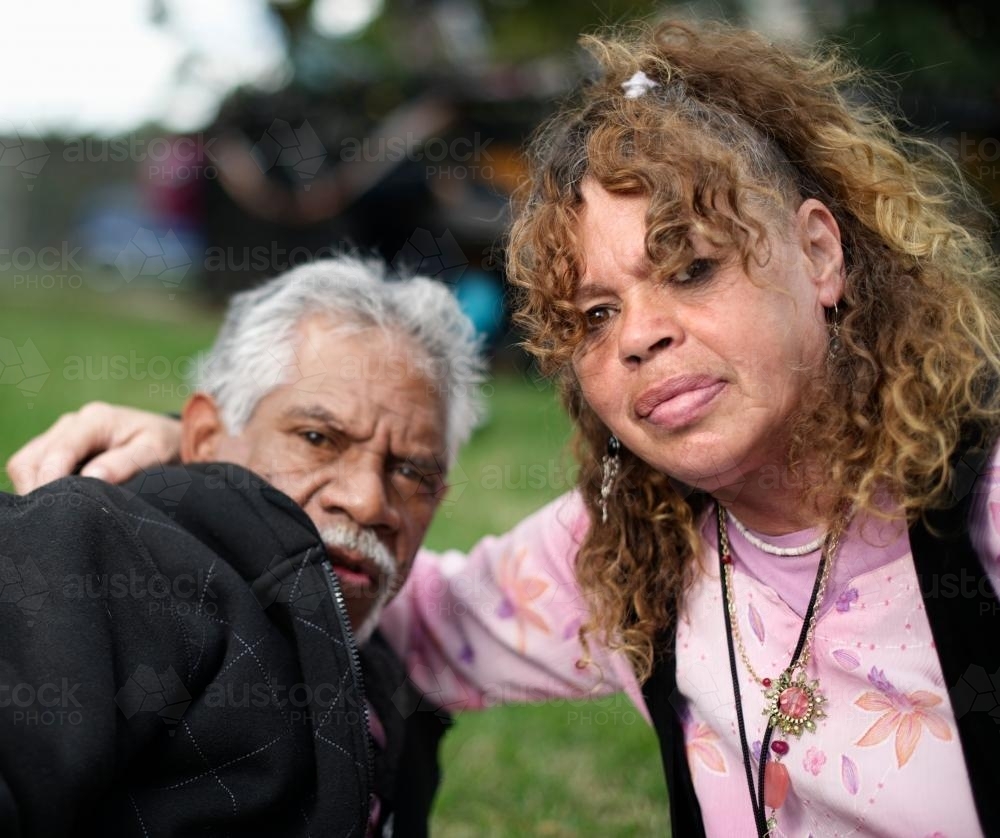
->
[499,19,1000,836]
[10,19,1000,836]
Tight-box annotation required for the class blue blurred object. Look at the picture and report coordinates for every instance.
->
[454,270,505,344]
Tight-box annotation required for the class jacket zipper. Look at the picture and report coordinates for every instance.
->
[322,560,375,823]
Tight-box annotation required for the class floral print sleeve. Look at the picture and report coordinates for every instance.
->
[379,492,646,716]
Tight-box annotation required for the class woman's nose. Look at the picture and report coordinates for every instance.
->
[617,291,680,366]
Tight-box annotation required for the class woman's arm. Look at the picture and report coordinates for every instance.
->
[6,403,181,493]
[381,492,646,718]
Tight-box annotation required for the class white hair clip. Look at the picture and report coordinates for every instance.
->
[622,71,660,99]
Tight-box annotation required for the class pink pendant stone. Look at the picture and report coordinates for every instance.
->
[764,760,790,809]
[777,686,810,719]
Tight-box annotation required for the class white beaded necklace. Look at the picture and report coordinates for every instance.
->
[727,511,826,557]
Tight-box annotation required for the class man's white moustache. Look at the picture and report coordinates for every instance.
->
[319,524,395,576]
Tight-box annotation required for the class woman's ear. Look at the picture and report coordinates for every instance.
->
[180,393,228,463]
[796,198,845,308]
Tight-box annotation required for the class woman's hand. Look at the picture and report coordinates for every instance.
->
[7,402,183,493]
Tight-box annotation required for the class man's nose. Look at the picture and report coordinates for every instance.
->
[315,453,401,533]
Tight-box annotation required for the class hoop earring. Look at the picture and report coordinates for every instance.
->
[599,435,621,524]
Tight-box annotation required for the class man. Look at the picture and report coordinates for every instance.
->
[0,257,485,836]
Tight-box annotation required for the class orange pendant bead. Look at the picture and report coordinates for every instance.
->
[764,761,790,810]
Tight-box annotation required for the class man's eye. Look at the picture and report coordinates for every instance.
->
[394,464,444,496]
[396,463,423,481]
[300,430,329,447]
[673,258,716,284]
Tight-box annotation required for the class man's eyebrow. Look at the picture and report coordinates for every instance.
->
[280,405,344,427]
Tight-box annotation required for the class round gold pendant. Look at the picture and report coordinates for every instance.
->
[762,669,826,736]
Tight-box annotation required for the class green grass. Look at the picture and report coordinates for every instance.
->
[0,284,221,470]
[0,283,669,836]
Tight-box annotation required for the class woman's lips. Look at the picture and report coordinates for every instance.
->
[635,376,726,430]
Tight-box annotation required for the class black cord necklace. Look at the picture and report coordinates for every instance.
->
[716,503,840,837]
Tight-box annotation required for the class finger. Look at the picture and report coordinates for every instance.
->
[7,408,113,493]
[8,417,81,492]
[9,443,89,493]
[79,444,151,485]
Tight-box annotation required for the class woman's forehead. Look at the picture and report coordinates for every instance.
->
[576,181,650,269]
[573,177,746,252]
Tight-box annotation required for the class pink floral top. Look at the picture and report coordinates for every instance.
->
[381,459,1000,836]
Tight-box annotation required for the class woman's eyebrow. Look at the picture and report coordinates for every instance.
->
[573,281,618,304]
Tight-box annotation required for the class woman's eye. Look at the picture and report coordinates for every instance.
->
[673,258,716,284]
[584,306,614,329]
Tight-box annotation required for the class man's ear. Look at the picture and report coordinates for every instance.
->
[180,393,228,463]
[796,198,845,308]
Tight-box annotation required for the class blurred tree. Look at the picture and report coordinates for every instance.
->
[840,0,1000,98]
[836,0,1000,211]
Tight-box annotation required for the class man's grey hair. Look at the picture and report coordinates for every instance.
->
[198,257,487,464]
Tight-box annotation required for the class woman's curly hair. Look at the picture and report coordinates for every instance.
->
[506,18,1000,679]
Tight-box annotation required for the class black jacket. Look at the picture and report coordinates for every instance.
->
[0,463,372,836]
[362,631,452,838]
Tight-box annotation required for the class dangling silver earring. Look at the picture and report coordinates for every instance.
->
[599,435,621,524]
[827,302,842,362]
